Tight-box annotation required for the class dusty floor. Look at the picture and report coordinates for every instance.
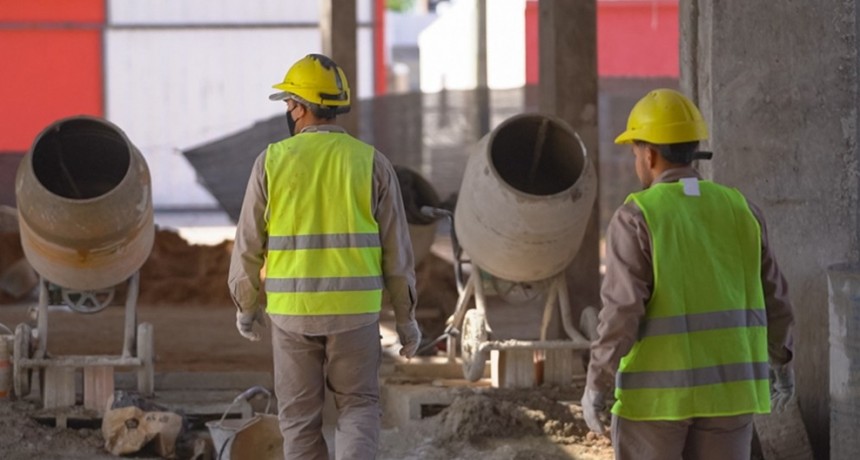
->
[0,301,614,459]
[0,228,614,459]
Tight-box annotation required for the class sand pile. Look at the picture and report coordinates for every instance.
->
[0,228,234,307]
[134,228,233,306]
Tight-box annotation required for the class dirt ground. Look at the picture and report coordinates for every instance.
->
[0,229,615,459]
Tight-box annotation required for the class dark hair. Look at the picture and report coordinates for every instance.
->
[296,100,337,120]
[634,140,700,165]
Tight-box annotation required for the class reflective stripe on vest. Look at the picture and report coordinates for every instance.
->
[264,132,383,316]
[612,180,770,420]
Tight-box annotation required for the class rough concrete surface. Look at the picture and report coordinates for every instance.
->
[681,1,860,456]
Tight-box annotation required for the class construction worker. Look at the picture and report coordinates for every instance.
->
[581,88,795,459]
[228,53,421,460]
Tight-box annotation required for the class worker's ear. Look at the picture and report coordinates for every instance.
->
[645,145,660,169]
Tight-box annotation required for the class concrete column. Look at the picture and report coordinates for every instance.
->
[681,2,860,457]
[538,0,600,318]
[475,0,490,137]
[320,0,359,136]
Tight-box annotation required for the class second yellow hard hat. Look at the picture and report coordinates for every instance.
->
[614,88,708,145]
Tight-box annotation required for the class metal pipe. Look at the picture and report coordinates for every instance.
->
[122,272,139,358]
[477,339,591,353]
[558,275,591,346]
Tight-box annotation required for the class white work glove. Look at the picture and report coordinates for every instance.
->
[581,388,608,435]
[770,363,795,413]
[396,320,421,358]
[236,309,266,342]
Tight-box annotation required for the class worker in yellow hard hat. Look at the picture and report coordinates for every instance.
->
[228,53,421,459]
[581,88,796,459]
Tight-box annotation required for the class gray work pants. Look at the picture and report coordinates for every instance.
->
[611,413,753,460]
[272,320,382,460]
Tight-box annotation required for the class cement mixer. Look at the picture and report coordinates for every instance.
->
[13,115,155,401]
[423,113,599,382]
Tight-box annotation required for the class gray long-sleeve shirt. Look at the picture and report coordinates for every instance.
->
[227,124,417,335]
[586,167,795,393]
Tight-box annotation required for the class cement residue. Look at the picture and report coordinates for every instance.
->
[435,387,595,444]
[378,385,613,460]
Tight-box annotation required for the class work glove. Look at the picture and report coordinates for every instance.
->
[236,309,266,342]
[581,388,608,435]
[396,320,422,359]
[771,363,795,414]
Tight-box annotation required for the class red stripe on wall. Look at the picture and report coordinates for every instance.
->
[597,1,679,77]
[526,0,679,81]
[0,0,104,23]
[0,30,103,152]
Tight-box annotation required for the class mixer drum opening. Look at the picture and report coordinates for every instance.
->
[32,118,131,200]
[489,117,585,196]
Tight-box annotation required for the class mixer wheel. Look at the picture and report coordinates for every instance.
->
[461,309,488,382]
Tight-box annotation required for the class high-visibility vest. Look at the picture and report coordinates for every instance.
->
[612,179,770,420]
[263,131,383,316]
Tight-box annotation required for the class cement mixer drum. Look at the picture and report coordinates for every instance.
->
[454,113,597,283]
[15,116,154,291]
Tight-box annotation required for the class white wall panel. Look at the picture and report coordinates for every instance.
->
[420,0,525,92]
[108,0,320,24]
[106,28,321,207]
[358,0,373,23]
[358,27,374,98]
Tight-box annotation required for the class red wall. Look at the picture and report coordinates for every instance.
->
[526,0,679,84]
[0,0,104,152]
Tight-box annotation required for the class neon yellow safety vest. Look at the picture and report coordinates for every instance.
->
[612,179,770,420]
[263,131,383,316]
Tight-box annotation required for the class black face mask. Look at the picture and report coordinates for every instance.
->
[286,108,297,137]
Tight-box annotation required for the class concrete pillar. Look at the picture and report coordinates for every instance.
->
[475,0,490,137]
[681,2,860,457]
[320,0,359,136]
[538,0,600,317]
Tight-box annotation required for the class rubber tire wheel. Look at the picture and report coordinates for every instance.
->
[461,309,488,382]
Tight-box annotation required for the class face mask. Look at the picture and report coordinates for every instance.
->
[286,107,297,136]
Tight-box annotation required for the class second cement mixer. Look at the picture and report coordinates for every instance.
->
[441,113,599,383]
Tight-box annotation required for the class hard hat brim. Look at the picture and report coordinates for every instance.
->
[269,91,290,101]
[614,130,636,144]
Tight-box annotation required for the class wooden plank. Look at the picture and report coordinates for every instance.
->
[42,367,76,409]
[542,349,584,386]
[83,366,114,414]
[491,349,536,388]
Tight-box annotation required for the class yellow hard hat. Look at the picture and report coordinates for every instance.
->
[269,54,350,114]
[614,88,708,145]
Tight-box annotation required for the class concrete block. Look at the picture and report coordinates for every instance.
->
[491,349,536,389]
[42,367,76,409]
[754,399,814,460]
[542,349,585,386]
[83,366,114,414]
[380,383,456,428]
